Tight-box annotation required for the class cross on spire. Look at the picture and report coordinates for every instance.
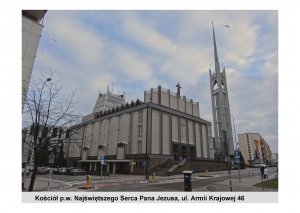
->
[176,83,182,96]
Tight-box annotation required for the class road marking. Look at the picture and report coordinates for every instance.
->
[38,178,67,183]
[64,180,85,184]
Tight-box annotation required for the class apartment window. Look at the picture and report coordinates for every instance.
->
[52,128,58,137]
[66,129,70,138]
[41,127,49,138]
[59,128,63,138]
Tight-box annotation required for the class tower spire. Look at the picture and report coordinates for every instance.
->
[212,21,220,74]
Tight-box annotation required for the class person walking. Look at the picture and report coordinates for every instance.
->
[260,165,265,178]
[264,166,269,179]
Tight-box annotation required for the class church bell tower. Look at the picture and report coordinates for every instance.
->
[209,22,234,160]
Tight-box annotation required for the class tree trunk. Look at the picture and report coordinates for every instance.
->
[28,146,38,191]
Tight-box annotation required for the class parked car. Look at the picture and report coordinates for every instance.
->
[231,164,239,170]
[37,167,49,174]
[52,168,59,174]
[58,167,67,175]
[22,167,29,176]
[70,169,87,176]
[66,167,76,175]
[27,165,34,172]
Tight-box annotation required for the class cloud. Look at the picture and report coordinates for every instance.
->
[31,10,278,152]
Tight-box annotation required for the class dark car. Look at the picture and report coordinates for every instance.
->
[37,167,49,175]
[66,167,76,175]
[52,168,59,174]
[70,169,87,176]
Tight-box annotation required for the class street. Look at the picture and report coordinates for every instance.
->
[22,167,278,192]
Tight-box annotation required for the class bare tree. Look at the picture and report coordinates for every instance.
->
[22,76,81,191]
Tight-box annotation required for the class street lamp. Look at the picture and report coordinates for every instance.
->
[145,104,149,180]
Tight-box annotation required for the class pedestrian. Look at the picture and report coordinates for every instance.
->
[260,165,265,178]
[264,166,269,179]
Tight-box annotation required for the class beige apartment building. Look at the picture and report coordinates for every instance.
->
[238,133,273,166]
[22,124,68,166]
[22,10,47,111]
[66,85,218,175]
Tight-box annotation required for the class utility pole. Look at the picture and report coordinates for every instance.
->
[231,114,241,182]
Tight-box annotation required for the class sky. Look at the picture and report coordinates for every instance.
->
[30,10,278,153]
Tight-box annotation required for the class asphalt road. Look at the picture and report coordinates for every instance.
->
[88,173,248,192]
[25,167,276,192]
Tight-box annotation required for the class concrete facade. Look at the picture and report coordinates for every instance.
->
[22,10,47,111]
[144,86,200,117]
[66,86,213,175]
[238,133,273,166]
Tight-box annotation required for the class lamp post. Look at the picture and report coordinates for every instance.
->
[145,104,149,180]
[36,78,52,121]
[230,114,241,182]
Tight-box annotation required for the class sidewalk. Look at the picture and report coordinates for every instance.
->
[193,168,278,192]
[22,175,64,192]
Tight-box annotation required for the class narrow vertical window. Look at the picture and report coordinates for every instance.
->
[138,110,143,124]
[137,140,142,154]
[138,125,143,139]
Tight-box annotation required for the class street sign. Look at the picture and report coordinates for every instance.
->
[100,155,107,165]
[142,160,147,166]
[100,155,107,160]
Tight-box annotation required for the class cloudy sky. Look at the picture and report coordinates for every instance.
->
[31,10,278,152]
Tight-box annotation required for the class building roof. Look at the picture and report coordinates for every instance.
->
[92,91,125,113]
[22,10,47,23]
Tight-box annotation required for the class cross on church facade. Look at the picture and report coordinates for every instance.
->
[176,83,181,96]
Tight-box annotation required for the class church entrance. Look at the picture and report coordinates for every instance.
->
[173,143,180,161]
[182,144,188,159]
[189,145,196,159]
[173,143,197,160]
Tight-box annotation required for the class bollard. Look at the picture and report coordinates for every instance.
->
[182,170,193,191]
[86,175,91,188]
[150,173,157,182]
[78,175,94,190]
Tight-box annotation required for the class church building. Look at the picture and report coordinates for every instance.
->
[66,85,218,175]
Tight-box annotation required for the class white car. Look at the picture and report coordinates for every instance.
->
[59,167,67,175]
[22,167,29,176]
